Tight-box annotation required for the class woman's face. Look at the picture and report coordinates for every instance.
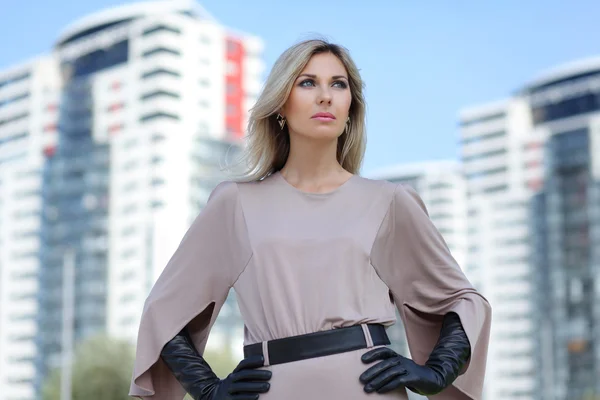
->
[281,52,352,142]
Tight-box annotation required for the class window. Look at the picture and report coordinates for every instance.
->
[0,71,30,89]
[484,184,508,193]
[122,226,136,236]
[0,132,27,145]
[121,248,137,259]
[459,112,506,127]
[151,133,165,142]
[0,92,30,108]
[0,112,28,127]
[461,130,505,144]
[140,90,180,101]
[67,40,129,79]
[466,166,507,180]
[142,24,181,36]
[462,148,507,162]
[151,177,165,186]
[139,112,180,123]
[141,68,180,79]
[142,47,181,58]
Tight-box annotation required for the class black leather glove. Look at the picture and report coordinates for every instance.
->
[160,328,272,400]
[359,312,471,396]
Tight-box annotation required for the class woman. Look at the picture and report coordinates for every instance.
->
[129,39,492,400]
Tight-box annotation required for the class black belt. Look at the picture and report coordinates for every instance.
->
[243,324,390,366]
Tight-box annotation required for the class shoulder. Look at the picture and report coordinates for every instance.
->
[354,176,424,208]
[355,177,429,220]
[352,175,397,195]
[206,181,242,211]
[210,180,239,199]
[392,183,428,215]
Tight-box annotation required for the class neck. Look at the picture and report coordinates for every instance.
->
[281,135,342,181]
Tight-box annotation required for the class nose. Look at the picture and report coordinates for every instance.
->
[317,87,332,105]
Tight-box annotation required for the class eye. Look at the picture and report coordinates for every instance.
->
[333,80,348,89]
[299,79,315,87]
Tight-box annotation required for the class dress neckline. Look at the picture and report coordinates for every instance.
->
[273,171,357,196]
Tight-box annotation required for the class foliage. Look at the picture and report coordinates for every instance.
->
[42,334,135,400]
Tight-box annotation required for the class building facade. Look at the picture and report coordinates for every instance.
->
[0,2,264,399]
[459,57,600,400]
[524,59,600,400]
[0,56,61,400]
[458,97,539,400]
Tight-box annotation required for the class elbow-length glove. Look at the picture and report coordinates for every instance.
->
[160,328,272,400]
[359,312,471,396]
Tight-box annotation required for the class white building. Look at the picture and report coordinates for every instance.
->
[369,160,468,268]
[458,96,541,400]
[0,56,61,400]
[0,1,264,398]
[521,57,600,400]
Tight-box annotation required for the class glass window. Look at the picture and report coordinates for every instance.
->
[64,40,129,79]
[142,47,181,58]
[0,132,27,145]
[142,24,181,36]
[461,130,505,144]
[141,68,180,79]
[140,90,180,101]
[459,112,506,127]
[0,71,30,89]
[139,111,180,122]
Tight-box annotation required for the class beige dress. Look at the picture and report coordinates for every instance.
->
[129,172,492,400]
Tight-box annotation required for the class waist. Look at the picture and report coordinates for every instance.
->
[243,324,390,366]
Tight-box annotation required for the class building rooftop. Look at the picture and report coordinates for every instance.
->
[55,0,216,48]
[522,55,600,92]
[367,159,461,180]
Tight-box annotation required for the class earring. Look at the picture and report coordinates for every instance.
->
[277,113,286,130]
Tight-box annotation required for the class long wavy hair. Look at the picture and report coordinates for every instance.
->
[235,38,367,182]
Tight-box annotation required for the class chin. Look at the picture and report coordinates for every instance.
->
[309,126,344,140]
[304,132,342,142]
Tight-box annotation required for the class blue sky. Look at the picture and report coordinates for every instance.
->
[3,0,600,173]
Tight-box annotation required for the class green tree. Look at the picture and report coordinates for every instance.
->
[42,334,134,400]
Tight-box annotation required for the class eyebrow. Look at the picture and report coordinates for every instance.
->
[298,74,348,80]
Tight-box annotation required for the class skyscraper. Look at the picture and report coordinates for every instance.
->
[0,55,61,400]
[524,58,600,400]
[459,56,600,400]
[0,1,264,398]
[458,97,539,399]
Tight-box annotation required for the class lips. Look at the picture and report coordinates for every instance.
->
[311,112,336,120]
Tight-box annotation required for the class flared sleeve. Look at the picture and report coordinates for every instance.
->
[370,183,492,400]
[129,181,252,399]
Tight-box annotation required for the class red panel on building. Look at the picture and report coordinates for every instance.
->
[225,36,245,141]
[527,178,544,191]
[43,146,56,157]
[43,123,57,132]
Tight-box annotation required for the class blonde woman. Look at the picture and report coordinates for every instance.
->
[129,39,492,400]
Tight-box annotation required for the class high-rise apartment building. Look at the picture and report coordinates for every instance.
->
[459,56,600,400]
[524,58,600,400]
[458,97,539,400]
[0,1,264,398]
[0,56,61,400]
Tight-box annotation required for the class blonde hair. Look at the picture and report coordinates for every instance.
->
[235,38,367,182]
